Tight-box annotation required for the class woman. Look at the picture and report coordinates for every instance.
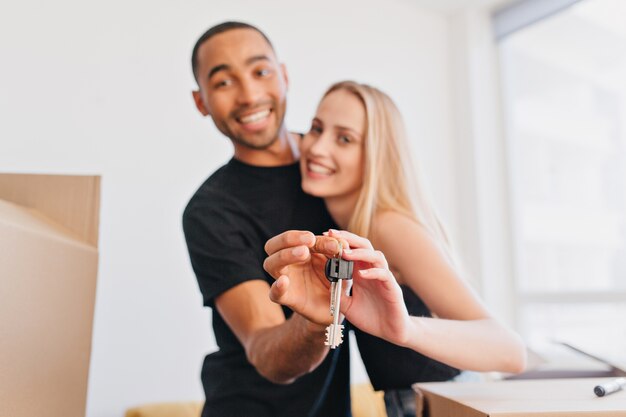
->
[298,81,526,417]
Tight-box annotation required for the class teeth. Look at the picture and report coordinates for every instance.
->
[308,162,333,175]
[239,110,270,124]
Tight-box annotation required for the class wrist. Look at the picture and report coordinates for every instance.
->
[399,316,424,349]
[303,316,328,334]
[294,314,330,352]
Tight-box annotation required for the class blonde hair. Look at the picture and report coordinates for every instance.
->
[323,81,453,259]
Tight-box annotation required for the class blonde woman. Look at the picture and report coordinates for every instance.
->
[264,81,526,417]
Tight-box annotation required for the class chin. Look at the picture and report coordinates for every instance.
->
[242,133,279,150]
[301,182,327,198]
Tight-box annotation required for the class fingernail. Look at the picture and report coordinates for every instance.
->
[343,248,352,254]
[300,233,314,244]
[360,269,368,275]
[329,229,339,234]
[292,246,306,256]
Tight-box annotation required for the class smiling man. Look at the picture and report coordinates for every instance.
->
[183,22,351,417]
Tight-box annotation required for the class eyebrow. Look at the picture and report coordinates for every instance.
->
[246,54,271,65]
[208,64,229,79]
[314,117,363,138]
[207,55,272,80]
[335,124,362,138]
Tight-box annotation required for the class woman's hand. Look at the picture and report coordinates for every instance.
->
[327,230,412,346]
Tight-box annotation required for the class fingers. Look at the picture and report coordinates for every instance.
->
[269,275,291,306]
[341,248,389,269]
[311,235,346,257]
[357,267,396,285]
[353,268,402,297]
[265,230,352,259]
[264,230,315,256]
[327,229,374,250]
[263,244,311,278]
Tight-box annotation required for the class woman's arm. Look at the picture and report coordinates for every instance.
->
[371,212,526,373]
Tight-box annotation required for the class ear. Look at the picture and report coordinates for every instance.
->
[280,63,289,90]
[192,90,210,116]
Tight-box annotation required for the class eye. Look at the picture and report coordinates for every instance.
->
[213,78,232,89]
[256,68,272,77]
[338,135,351,144]
[309,123,322,135]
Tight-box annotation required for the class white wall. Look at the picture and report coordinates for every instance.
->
[447,9,518,325]
[0,1,455,416]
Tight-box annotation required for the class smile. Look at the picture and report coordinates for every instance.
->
[307,161,334,175]
[237,109,271,124]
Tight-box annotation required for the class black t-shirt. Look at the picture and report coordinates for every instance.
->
[353,285,460,391]
[183,158,350,417]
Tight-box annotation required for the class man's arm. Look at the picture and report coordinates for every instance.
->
[215,280,329,384]
[183,199,336,384]
[216,230,348,383]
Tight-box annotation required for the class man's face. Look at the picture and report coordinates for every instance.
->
[193,29,288,150]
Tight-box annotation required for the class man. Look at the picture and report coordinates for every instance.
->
[182,22,350,417]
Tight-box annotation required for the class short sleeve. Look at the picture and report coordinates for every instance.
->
[183,192,267,307]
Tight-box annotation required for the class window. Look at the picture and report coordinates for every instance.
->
[498,0,626,361]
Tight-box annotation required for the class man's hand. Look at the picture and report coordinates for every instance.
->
[263,230,345,326]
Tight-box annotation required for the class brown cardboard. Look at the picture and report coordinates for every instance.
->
[0,173,100,246]
[414,378,626,416]
[0,174,100,417]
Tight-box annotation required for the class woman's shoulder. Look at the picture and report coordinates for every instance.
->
[370,210,430,252]
[372,210,423,238]
[370,211,441,285]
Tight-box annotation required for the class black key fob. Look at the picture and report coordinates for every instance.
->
[325,257,353,283]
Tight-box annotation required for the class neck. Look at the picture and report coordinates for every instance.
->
[324,190,361,230]
[234,126,297,166]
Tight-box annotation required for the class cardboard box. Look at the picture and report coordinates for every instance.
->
[414,378,626,416]
[0,174,100,417]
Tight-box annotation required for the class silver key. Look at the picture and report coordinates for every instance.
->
[324,243,353,349]
[329,281,337,315]
[325,278,344,348]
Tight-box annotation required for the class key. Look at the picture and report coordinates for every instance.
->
[324,243,353,349]
[329,281,337,315]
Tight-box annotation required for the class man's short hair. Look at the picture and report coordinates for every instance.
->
[191,21,275,82]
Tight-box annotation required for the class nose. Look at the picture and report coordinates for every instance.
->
[236,77,262,106]
[306,132,332,157]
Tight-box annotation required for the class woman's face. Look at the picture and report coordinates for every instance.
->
[300,89,366,200]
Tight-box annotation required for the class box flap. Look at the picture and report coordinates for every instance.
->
[0,173,100,247]
[0,199,94,250]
